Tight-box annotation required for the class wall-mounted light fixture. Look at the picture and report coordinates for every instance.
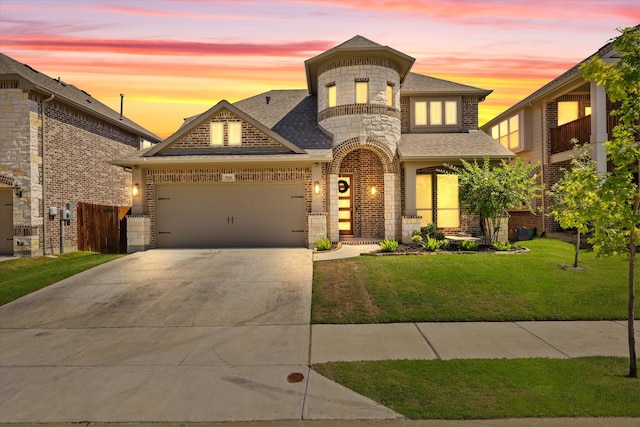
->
[12,183,22,198]
[370,185,377,196]
[314,181,320,194]
[132,183,140,197]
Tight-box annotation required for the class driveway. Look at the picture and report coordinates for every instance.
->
[0,249,397,422]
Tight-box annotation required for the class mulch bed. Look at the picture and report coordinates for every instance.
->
[366,243,529,255]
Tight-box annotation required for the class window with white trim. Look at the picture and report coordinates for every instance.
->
[210,122,224,146]
[228,122,242,145]
[558,101,579,126]
[491,114,520,151]
[210,121,242,146]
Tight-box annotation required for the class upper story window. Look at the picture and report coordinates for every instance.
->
[355,80,368,104]
[411,98,459,130]
[210,121,242,146]
[386,83,394,107]
[327,82,337,108]
[491,114,520,151]
[558,101,579,126]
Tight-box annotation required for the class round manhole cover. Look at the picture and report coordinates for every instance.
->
[287,372,305,383]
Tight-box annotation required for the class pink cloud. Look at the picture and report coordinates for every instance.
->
[94,3,280,21]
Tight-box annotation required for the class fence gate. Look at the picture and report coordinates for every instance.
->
[77,202,130,254]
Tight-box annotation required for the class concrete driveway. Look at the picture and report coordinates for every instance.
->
[0,249,398,423]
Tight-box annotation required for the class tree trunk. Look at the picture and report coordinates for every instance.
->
[574,230,581,268]
[628,195,638,378]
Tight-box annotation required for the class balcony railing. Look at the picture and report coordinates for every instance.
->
[550,115,591,154]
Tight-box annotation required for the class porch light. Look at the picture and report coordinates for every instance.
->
[132,183,140,197]
[314,181,320,194]
[12,183,22,198]
[370,185,377,195]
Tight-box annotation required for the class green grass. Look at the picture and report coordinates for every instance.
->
[0,252,123,305]
[313,357,640,419]
[313,238,635,323]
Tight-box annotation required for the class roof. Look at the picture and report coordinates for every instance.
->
[0,53,161,143]
[401,72,492,99]
[482,36,620,130]
[398,130,514,161]
[305,35,415,95]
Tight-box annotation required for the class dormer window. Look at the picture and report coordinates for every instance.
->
[210,121,242,146]
[411,98,460,131]
[355,79,368,104]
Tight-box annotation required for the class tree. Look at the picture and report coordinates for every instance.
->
[446,158,543,244]
[581,25,639,378]
[549,141,600,268]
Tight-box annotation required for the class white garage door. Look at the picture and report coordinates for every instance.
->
[156,183,306,248]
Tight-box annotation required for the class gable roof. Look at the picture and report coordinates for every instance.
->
[398,130,514,161]
[305,35,415,95]
[482,35,620,130]
[0,53,161,143]
[144,99,306,157]
[401,72,492,99]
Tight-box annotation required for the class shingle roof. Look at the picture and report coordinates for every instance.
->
[398,131,514,160]
[0,53,161,143]
[401,72,492,98]
[333,35,384,49]
[234,90,333,150]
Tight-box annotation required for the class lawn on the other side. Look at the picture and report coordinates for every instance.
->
[0,252,123,305]
[313,357,640,420]
[312,238,634,323]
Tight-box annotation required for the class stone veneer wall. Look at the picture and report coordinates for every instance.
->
[126,215,151,253]
[308,212,327,248]
[0,86,138,256]
[143,167,312,247]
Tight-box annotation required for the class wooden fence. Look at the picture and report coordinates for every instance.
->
[77,202,130,254]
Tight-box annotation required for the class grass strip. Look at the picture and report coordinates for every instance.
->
[313,357,640,419]
[313,238,634,323]
[0,252,123,305]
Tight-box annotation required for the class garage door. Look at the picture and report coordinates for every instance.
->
[156,183,306,248]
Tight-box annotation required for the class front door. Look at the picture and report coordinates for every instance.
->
[0,189,13,255]
[338,175,353,235]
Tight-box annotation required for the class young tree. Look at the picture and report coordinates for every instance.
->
[549,141,600,268]
[581,25,639,378]
[446,158,543,244]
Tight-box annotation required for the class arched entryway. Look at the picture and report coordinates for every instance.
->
[327,138,399,242]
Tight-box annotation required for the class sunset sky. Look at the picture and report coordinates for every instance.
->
[1,1,638,139]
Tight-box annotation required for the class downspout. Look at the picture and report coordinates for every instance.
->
[539,102,547,236]
[41,92,54,255]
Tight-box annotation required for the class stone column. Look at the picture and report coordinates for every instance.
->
[403,163,418,217]
[308,212,327,248]
[126,215,151,253]
[401,216,422,244]
[590,81,608,176]
[384,172,400,240]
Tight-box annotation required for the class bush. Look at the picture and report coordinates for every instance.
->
[412,228,422,237]
[315,238,332,251]
[434,231,446,241]
[461,240,479,251]
[411,234,423,244]
[493,241,513,251]
[379,238,399,252]
[421,223,437,237]
[422,236,450,252]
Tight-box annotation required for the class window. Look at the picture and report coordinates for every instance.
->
[412,98,458,129]
[327,84,336,108]
[585,106,592,116]
[386,84,394,107]
[228,122,242,145]
[355,81,368,103]
[210,121,242,146]
[491,114,520,151]
[436,174,459,228]
[558,101,579,126]
[416,174,433,226]
[210,122,224,146]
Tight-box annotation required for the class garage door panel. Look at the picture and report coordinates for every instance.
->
[156,183,305,248]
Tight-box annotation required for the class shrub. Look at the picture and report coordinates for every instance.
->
[434,231,446,241]
[411,234,423,244]
[461,240,479,251]
[379,238,399,252]
[493,241,513,251]
[423,236,450,252]
[315,238,332,251]
[412,228,422,237]
[421,223,437,237]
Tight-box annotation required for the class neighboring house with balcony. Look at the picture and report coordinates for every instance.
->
[113,35,512,251]
[0,53,161,257]
[481,35,629,238]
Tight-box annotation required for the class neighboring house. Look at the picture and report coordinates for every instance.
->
[0,53,161,257]
[481,35,634,237]
[113,35,512,251]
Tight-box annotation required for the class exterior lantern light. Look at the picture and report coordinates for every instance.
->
[314,181,320,194]
[13,183,22,198]
[371,185,377,195]
[132,183,140,197]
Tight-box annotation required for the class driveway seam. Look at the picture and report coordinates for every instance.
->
[413,322,441,359]
[515,322,571,358]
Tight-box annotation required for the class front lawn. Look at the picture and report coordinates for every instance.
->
[313,357,640,419]
[0,252,123,305]
[312,238,635,323]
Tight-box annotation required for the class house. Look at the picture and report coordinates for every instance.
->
[112,35,513,251]
[480,34,634,238]
[0,53,161,257]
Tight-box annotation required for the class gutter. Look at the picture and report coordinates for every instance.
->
[41,92,54,255]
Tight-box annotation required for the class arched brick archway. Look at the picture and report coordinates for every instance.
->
[326,138,399,241]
